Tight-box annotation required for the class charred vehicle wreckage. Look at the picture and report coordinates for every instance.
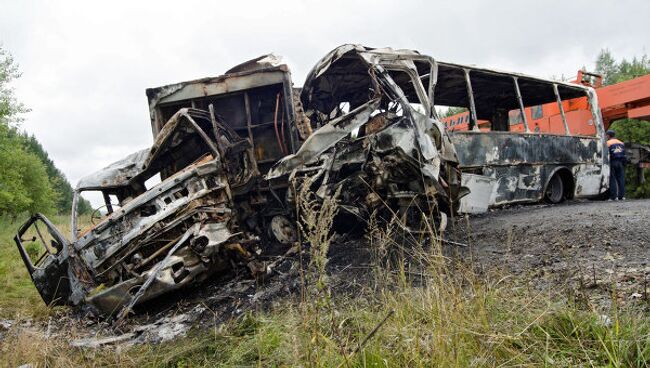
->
[15,45,465,317]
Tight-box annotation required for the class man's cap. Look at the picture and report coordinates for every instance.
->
[606,130,615,136]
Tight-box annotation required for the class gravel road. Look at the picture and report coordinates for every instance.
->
[449,199,650,309]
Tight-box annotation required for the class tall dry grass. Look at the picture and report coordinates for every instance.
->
[1,194,649,367]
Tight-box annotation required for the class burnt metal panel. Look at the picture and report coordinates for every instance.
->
[451,132,602,167]
[451,131,607,204]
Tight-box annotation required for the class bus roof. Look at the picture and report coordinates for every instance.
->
[434,61,590,119]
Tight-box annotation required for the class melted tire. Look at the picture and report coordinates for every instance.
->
[544,174,564,204]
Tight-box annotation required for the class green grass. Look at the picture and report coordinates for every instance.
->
[0,214,69,319]
[0,214,92,319]
[1,212,648,367]
[2,276,648,367]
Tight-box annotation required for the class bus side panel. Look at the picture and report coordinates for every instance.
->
[450,132,606,206]
[572,163,609,197]
[481,164,544,205]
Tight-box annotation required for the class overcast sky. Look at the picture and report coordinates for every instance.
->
[1,0,649,192]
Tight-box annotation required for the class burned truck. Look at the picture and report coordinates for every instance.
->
[15,45,464,316]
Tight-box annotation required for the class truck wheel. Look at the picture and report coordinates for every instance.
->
[544,174,564,204]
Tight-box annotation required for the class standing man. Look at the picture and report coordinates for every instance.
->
[606,130,626,200]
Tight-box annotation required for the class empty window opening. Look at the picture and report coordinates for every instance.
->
[144,172,162,190]
[433,62,595,136]
[174,188,189,199]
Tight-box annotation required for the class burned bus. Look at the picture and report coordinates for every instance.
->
[14,46,464,316]
[12,44,611,315]
[433,63,609,212]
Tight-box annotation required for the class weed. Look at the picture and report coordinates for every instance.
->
[1,203,649,367]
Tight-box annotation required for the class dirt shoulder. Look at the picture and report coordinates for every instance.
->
[448,199,650,309]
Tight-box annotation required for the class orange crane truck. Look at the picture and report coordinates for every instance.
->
[442,70,650,185]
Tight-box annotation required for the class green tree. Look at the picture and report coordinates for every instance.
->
[0,45,58,216]
[0,47,28,125]
[595,49,650,198]
[0,124,56,216]
[596,49,650,85]
[594,49,619,86]
[436,106,468,118]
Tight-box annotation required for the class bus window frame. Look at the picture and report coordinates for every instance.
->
[553,83,570,135]
[463,69,479,131]
[512,76,530,133]
[374,54,437,119]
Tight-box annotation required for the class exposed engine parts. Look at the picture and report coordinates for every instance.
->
[14,45,465,317]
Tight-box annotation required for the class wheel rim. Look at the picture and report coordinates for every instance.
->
[545,175,563,203]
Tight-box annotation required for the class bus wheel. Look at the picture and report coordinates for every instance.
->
[544,174,564,204]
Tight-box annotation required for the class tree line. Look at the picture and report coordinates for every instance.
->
[0,46,91,217]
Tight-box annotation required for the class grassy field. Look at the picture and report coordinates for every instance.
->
[0,214,71,319]
[1,213,649,367]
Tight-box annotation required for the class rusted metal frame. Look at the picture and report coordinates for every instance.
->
[400,54,437,117]
[464,69,479,131]
[553,84,570,135]
[154,67,288,104]
[86,161,221,236]
[91,183,215,268]
[102,192,114,214]
[512,77,530,133]
[206,101,257,177]
[265,98,381,180]
[32,221,51,257]
[93,199,229,279]
[15,216,46,274]
[18,214,68,269]
[406,66,432,115]
[273,93,286,155]
[32,247,49,267]
[94,237,166,278]
[14,235,36,274]
[585,88,605,139]
[373,65,411,115]
[115,227,194,323]
[281,74,297,153]
[182,113,221,158]
[583,88,607,195]
[317,147,337,195]
[378,59,432,117]
[207,104,225,158]
[428,61,438,118]
[242,91,261,176]
[71,192,78,241]
[134,235,181,271]
[374,65,435,200]
[243,92,256,154]
[280,95,287,154]
[267,181,285,209]
[151,108,165,138]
